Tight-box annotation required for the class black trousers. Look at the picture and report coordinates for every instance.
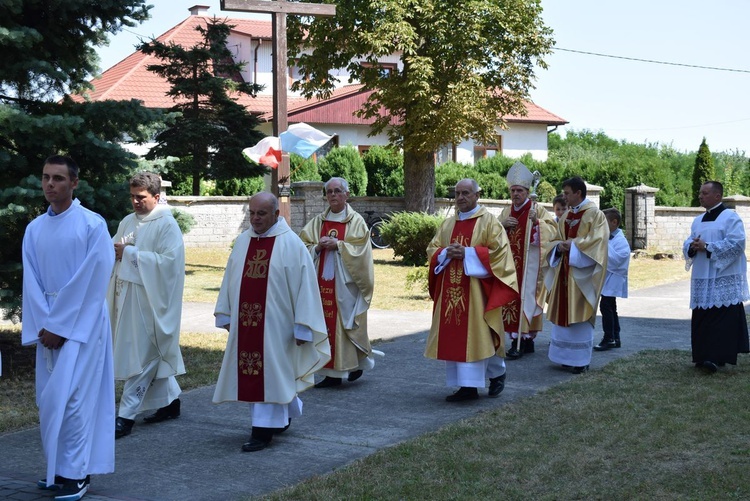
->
[599,295,620,342]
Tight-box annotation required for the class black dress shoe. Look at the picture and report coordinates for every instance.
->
[505,346,523,360]
[445,386,479,402]
[488,374,506,398]
[521,338,535,353]
[701,361,718,373]
[593,338,617,351]
[115,417,134,439]
[571,365,589,374]
[143,398,181,424]
[242,437,271,452]
[348,369,363,382]
[315,376,342,388]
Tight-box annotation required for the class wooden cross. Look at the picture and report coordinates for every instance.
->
[221,0,336,222]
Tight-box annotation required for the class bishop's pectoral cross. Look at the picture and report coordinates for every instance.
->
[221,0,336,222]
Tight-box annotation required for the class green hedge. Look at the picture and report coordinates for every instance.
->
[379,211,444,266]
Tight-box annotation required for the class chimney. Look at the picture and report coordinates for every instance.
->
[188,5,210,16]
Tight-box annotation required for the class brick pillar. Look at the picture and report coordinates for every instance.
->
[290,181,326,232]
[625,184,659,250]
[585,182,603,208]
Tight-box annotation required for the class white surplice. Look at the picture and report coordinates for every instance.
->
[107,204,185,418]
[21,199,115,485]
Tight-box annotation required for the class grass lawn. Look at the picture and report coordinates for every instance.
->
[261,350,750,501]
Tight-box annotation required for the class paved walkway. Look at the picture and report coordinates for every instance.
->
[0,279,704,500]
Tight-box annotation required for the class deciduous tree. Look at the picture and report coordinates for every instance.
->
[288,0,554,212]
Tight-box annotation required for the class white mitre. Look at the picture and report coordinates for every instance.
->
[506,161,533,189]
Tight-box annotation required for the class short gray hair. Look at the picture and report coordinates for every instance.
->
[456,178,481,194]
[324,177,349,193]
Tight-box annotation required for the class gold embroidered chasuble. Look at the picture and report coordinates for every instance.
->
[499,202,559,333]
[299,204,374,371]
[425,207,519,362]
[543,201,609,326]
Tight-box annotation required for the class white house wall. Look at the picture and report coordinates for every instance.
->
[501,123,550,161]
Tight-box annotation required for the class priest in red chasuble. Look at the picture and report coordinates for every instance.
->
[543,176,608,374]
[426,178,519,402]
[299,177,376,389]
[213,192,330,452]
[499,162,559,360]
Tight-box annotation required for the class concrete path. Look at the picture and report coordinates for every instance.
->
[0,279,702,500]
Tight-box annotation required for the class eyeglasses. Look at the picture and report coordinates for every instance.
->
[326,189,345,195]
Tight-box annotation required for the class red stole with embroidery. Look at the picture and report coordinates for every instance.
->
[318,221,346,369]
[434,218,477,361]
[236,236,276,402]
[556,210,585,327]
[504,203,533,332]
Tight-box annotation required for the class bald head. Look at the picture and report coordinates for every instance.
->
[249,192,280,234]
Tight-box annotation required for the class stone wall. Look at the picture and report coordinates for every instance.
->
[626,186,750,259]
[177,180,750,259]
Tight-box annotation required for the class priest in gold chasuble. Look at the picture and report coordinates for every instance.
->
[426,179,519,402]
[299,177,376,389]
[499,162,559,360]
[213,193,330,452]
[543,177,608,374]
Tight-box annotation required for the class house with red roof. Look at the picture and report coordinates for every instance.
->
[80,4,567,163]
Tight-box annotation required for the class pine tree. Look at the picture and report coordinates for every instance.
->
[691,138,716,206]
[0,1,158,320]
[139,18,266,195]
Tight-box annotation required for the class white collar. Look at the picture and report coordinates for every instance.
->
[513,198,530,211]
[570,199,590,214]
[458,205,481,221]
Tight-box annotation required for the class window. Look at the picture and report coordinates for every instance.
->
[360,62,398,78]
[473,136,502,163]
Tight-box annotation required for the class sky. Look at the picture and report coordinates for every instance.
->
[96,0,750,154]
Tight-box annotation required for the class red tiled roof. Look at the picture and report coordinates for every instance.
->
[505,100,567,126]
[283,84,567,127]
[73,14,272,109]
[75,13,567,127]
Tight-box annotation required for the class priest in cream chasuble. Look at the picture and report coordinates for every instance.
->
[426,179,518,400]
[299,177,376,388]
[543,177,608,372]
[213,193,330,451]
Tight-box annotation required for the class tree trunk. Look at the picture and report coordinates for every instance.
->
[403,148,436,213]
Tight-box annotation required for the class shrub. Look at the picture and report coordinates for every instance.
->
[213,176,265,196]
[405,266,429,293]
[536,180,557,203]
[435,162,473,197]
[290,153,322,182]
[379,211,444,265]
[170,207,195,234]
[317,145,367,196]
[434,161,507,199]
[362,146,404,196]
